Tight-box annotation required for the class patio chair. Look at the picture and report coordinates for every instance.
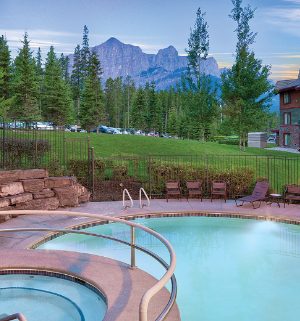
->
[166,181,181,202]
[186,180,203,201]
[211,181,227,202]
[235,180,269,209]
[284,184,300,207]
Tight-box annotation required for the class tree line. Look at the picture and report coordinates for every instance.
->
[0,0,276,146]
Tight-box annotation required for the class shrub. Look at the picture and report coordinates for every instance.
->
[0,138,50,166]
[148,161,255,197]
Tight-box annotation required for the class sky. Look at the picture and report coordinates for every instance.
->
[1,0,300,80]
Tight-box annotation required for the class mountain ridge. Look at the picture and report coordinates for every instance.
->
[68,37,220,89]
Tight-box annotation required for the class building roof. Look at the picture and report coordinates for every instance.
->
[276,69,300,92]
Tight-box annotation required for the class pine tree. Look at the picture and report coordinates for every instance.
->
[79,52,104,131]
[123,76,135,128]
[59,53,70,81]
[131,88,147,130]
[0,35,11,100]
[35,47,43,113]
[0,67,14,117]
[42,46,73,125]
[71,44,82,123]
[185,8,218,140]
[145,82,157,132]
[221,0,273,149]
[81,25,90,78]
[186,8,209,86]
[10,33,40,121]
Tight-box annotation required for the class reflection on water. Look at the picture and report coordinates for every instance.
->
[39,217,300,321]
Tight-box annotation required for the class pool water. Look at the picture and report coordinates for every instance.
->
[0,274,106,321]
[39,217,300,321]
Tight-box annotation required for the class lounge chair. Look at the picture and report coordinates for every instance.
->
[186,180,203,201]
[166,181,181,202]
[211,181,227,202]
[284,184,300,207]
[235,180,269,209]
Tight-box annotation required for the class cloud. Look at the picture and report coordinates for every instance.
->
[263,0,300,37]
[283,0,300,3]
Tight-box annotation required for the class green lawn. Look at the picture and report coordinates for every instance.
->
[67,132,299,158]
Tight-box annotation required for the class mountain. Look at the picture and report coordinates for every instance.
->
[68,37,220,90]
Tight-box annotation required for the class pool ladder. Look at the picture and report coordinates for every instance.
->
[0,313,28,321]
[123,188,150,209]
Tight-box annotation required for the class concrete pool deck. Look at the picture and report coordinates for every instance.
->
[0,198,300,321]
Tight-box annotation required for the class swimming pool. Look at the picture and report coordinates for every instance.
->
[39,216,300,321]
[0,272,106,321]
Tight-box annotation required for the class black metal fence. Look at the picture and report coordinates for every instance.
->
[0,120,89,174]
[0,120,299,200]
[88,154,300,200]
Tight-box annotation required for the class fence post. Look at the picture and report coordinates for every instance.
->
[90,147,95,200]
[2,118,5,169]
[148,155,152,199]
[130,226,136,268]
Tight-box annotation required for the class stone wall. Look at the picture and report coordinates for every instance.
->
[0,169,90,222]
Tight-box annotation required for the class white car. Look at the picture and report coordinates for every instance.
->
[36,122,54,130]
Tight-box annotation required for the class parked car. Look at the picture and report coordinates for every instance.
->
[36,122,54,130]
[112,128,122,134]
[135,130,146,136]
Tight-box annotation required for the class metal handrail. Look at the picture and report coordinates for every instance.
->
[0,210,176,321]
[139,188,150,208]
[123,188,134,209]
[0,313,27,321]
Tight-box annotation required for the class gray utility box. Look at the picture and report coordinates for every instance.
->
[248,132,267,148]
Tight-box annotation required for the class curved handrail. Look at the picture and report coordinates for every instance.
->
[0,313,27,321]
[0,210,176,321]
[123,188,134,209]
[139,188,150,208]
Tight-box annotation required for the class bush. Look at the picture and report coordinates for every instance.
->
[218,139,240,145]
[149,161,255,197]
[0,138,50,166]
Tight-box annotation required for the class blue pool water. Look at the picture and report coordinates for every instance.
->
[39,217,300,321]
[0,274,106,321]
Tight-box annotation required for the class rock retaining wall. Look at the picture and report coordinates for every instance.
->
[0,169,90,222]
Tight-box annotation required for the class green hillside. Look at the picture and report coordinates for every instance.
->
[72,133,299,158]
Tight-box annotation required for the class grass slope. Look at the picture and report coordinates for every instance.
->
[72,133,300,158]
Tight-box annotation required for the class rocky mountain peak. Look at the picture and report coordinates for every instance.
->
[68,38,221,89]
[157,45,178,57]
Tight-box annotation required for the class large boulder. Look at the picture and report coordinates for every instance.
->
[15,197,60,210]
[33,189,55,199]
[44,177,75,189]
[9,193,33,205]
[53,186,79,207]
[0,182,24,197]
[22,179,45,193]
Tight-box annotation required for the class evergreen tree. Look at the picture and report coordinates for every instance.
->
[185,8,218,140]
[42,46,73,125]
[221,0,273,149]
[59,53,70,81]
[145,82,157,132]
[123,76,135,128]
[104,77,124,128]
[0,67,14,117]
[0,35,11,100]
[81,25,90,78]
[35,47,43,113]
[71,44,82,123]
[131,88,147,130]
[79,52,104,131]
[10,33,40,121]
[186,8,209,86]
